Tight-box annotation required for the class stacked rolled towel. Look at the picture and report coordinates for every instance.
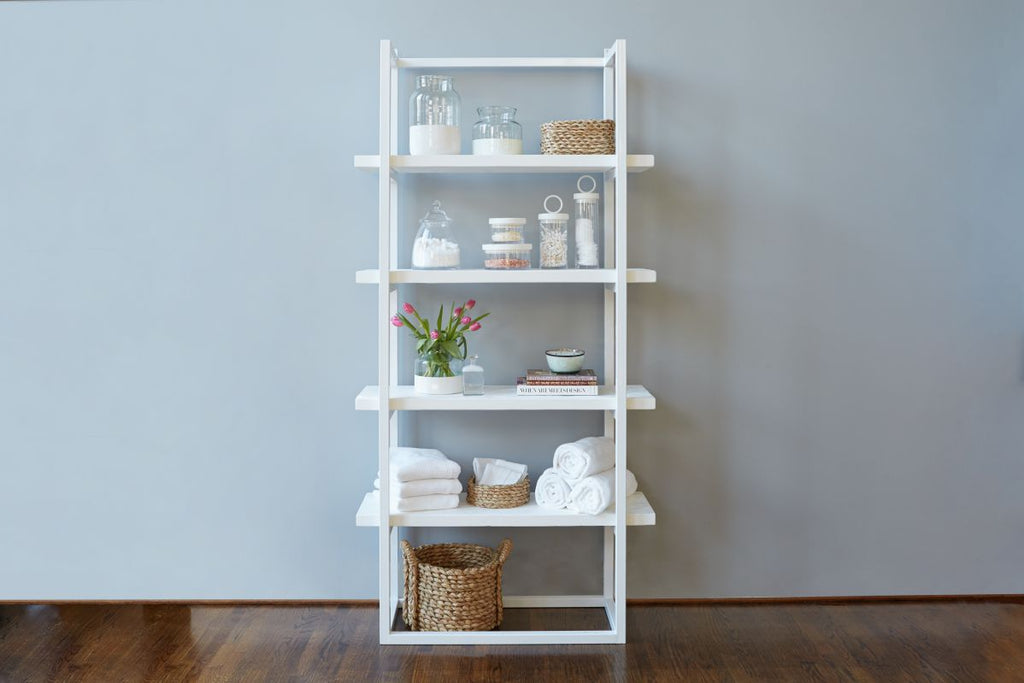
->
[374,447,461,511]
[536,436,637,514]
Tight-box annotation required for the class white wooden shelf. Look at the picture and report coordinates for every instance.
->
[353,154,654,174]
[355,268,656,285]
[356,491,656,527]
[396,57,610,69]
[355,385,656,411]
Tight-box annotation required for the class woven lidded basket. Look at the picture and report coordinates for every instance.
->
[401,539,513,632]
[467,476,530,509]
[540,119,615,155]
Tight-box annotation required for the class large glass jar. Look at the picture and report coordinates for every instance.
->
[573,175,601,268]
[409,75,461,155]
[472,106,523,155]
[412,200,460,269]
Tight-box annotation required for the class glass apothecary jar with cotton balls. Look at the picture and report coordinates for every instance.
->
[574,175,601,268]
[472,106,523,155]
[538,195,569,269]
[409,75,461,155]
[412,201,460,269]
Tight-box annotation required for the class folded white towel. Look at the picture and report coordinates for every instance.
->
[473,457,528,486]
[553,436,616,485]
[374,477,463,498]
[386,447,461,482]
[535,467,572,509]
[392,493,460,512]
[567,469,638,515]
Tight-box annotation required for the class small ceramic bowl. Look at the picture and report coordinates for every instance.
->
[545,348,586,373]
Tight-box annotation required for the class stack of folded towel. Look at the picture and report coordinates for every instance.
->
[536,436,637,515]
[374,447,462,511]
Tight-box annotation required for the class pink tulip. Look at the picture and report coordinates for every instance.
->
[460,316,472,325]
[465,299,476,310]
[390,315,403,327]
[430,329,440,340]
[469,322,481,331]
[454,307,463,316]
[403,302,417,315]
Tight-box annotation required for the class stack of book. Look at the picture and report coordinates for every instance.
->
[515,369,599,396]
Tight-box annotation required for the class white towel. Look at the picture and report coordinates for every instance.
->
[567,469,638,515]
[374,477,462,498]
[535,468,572,509]
[473,457,528,486]
[553,436,616,485]
[392,493,460,512]
[386,447,461,482]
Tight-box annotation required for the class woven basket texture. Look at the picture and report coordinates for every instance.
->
[467,476,530,509]
[401,539,513,632]
[540,119,615,155]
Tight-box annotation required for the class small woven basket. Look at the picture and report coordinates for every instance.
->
[467,476,530,509]
[540,119,615,155]
[401,539,513,632]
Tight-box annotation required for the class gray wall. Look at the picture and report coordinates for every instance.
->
[1,0,1021,599]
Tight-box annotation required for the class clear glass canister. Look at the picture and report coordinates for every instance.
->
[488,217,526,243]
[482,242,532,269]
[412,200,460,269]
[573,175,601,268]
[472,106,523,155]
[538,195,569,269]
[462,354,484,395]
[409,75,461,155]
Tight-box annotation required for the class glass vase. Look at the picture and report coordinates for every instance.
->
[414,352,464,395]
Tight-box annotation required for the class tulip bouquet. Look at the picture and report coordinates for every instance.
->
[391,298,490,378]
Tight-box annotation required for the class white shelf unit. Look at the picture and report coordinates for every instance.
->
[358,39,654,645]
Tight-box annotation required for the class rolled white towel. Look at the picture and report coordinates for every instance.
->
[387,447,461,482]
[392,493,460,512]
[567,469,638,515]
[535,468,572,510]
[374,477,462,498]
[553,436,616,485]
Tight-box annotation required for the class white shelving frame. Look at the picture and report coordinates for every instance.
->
[357,39,654,645]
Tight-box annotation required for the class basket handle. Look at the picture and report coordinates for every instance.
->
[400,540,419,630]
[496,538,513,566]
[494,539,512,627]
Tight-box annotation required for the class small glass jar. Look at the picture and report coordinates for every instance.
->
[538,195,569,269]
[488,217,526,243]
[409,75,461,155]
[462,355,484,395]
[412,200,460,269]
[573,176,601,268]
[472,106,523,155]
[482,242,532,269]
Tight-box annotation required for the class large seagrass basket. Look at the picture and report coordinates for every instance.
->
[401,539,513,631]
[540,119,615,155]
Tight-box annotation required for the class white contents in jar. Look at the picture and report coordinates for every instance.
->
[472,138,523,155]
[412,236,460,268]
[491,230,522,242]
[409,125,461,155]
[575,217,599,267]
[540,223,568,268]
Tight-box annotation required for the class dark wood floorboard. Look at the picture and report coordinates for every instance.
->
[1,602,1023,682]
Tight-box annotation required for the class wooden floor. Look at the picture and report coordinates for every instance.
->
[1,601,1023,681]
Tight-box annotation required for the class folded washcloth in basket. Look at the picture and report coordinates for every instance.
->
[553,436,616,485]
[535,467,572,509]
[387,447,461,482]
[374,477,463,498]
[567,468,637,515]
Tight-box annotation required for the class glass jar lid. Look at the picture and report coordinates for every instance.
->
[573,175,599,201]
[420,200,452,227]
[538,194,568,221]
[488,217,527,225]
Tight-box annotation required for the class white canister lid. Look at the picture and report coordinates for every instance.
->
[574,175,599,200]
[573,192,599,200]
[538,213,569,220]
[488,217,527,225]
[482,242,532,252]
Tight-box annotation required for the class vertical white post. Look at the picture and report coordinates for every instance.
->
[601,45,616,615]
[377,39,396,644]
[612,38,628,645]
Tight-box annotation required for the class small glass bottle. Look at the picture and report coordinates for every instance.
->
[409,75,461,155]
[462,355,484,395]
[573,175,601,268]
[472,106,523,155]
[412,200,460,269]
[538,195,569,269]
